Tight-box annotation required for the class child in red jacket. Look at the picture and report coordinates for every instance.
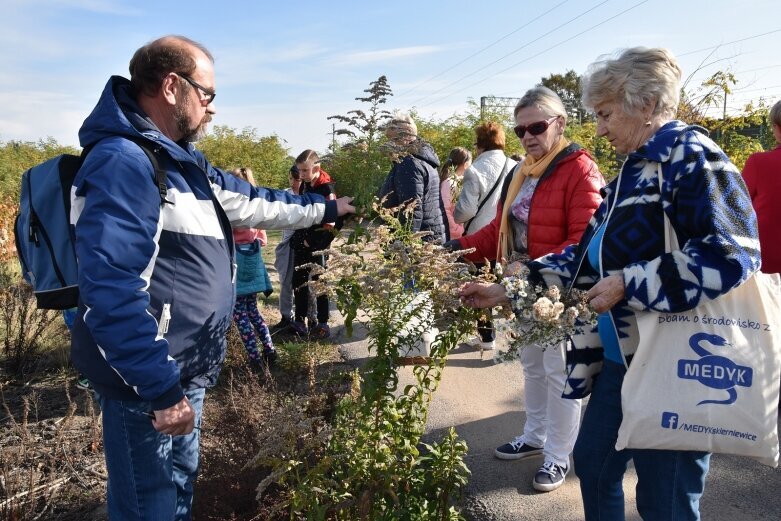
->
[289,150,337,339]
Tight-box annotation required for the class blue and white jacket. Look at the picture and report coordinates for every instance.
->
[70,76,338,409]
[527,121,761,398]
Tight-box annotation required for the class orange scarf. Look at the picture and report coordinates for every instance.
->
[497,136,570,263]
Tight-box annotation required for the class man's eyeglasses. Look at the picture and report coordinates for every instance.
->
[177,73,216,105]
[513,117,558,139]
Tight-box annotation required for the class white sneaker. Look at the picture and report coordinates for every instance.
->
[464,336,495,351]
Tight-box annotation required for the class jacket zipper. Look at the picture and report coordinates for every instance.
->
[156,302,171,340]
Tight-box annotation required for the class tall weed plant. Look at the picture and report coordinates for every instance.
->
[252,201,482,519]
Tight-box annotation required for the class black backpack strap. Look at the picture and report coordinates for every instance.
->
[124,136,172,206]
[80,136,172,206]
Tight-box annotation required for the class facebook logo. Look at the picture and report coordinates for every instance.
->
[661,412,679,429]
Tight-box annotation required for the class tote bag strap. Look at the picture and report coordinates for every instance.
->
[657,163,680,253]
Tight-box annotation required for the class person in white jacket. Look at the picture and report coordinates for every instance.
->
[453,121,518,350]
[454,121,518,236]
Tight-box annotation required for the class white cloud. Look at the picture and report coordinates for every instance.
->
[214,42,329,88]
[0,90,88,147]
[49,0,143,16]
[328,45,446,67]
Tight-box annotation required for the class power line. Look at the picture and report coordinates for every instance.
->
[408,0,611,107]
[678,29,781,57]
[733,83,781,94]
[417,0,648,109]
[396,0,571,99]
[735,63,781,75]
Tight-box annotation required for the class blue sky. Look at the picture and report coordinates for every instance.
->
[2,0,779,156]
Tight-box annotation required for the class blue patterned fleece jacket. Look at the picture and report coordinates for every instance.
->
[70,76,338,409]
[527,121,761,399]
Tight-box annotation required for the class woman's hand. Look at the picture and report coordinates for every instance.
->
[460,282,509,309]
[504,261,526,277]
[587,274,625,314]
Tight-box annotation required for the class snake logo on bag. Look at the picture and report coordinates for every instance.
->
[676,332,753,405]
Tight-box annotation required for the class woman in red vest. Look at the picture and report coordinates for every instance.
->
[448,86,604,492]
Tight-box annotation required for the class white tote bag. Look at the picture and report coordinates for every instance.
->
[615,167,781,467]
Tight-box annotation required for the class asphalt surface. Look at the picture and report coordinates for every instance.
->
[335,312,781,521]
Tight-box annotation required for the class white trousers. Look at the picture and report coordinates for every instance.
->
[518,341,582,467]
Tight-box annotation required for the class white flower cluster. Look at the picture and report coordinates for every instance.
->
[494,275,595,363]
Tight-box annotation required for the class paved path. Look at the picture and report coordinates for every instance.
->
[335,313,781,520]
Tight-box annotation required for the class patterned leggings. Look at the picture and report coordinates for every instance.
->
[232,294,274,360]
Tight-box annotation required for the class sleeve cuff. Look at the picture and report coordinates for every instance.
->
[321,200,338,225]
[151,384,185,411]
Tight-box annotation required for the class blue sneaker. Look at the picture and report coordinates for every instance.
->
[494,436,543,460]
[533,461,569,492]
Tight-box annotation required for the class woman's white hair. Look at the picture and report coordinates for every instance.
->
[581,47,682,119]
[514,86,568,123]
[386,111,418,137]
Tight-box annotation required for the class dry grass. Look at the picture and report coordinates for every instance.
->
[0,228,356,520]
[0,375,105,520]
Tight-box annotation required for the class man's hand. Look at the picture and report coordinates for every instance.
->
[335,196,356,216]
[587,274,626,314]
[151,397,195,436]
[459,282,509,309]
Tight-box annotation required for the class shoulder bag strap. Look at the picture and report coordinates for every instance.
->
[464,157,512,232]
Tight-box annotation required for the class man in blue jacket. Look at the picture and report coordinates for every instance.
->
[69,35,354,520]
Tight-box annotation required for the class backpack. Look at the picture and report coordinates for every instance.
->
[13,137,169,309]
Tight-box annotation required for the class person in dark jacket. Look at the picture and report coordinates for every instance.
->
[289,149,336,339]
[70,36,354,520]
[378,113,448,243]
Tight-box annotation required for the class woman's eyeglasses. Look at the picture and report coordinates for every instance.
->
[514,117,558,139]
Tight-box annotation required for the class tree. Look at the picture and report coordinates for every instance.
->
[196,126,290,188]
[539,70,586,123]
[0,138,77,201]
[679,71,768,170]
[414,99,525,164]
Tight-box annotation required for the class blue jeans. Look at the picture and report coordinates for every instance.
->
[96,388,205,521]
[573,360,710,520]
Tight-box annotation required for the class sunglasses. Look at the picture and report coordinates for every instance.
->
[513,117,558,139]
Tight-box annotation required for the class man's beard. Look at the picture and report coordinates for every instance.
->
[174,98,211,143]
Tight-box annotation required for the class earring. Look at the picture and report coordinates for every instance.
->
[645,121,652,126]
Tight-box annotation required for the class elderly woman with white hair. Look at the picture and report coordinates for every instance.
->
[378,112,448,243]
[460,47,761,519]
